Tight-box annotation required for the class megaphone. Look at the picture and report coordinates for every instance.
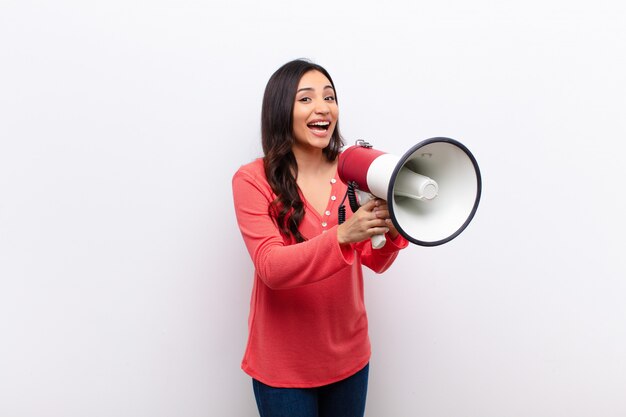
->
[338,137,481,247]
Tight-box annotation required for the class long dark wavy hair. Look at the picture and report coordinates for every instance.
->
[262,59,344,242]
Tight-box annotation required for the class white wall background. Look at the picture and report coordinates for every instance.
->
[1,1,625,416]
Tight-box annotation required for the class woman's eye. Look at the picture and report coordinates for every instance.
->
[299,97,311,103]
[325,96,336,101]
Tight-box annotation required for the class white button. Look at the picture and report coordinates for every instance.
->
[330,178,337,184]
[330,195,336,201]
[325,210,331,216]
[321,222,327,227]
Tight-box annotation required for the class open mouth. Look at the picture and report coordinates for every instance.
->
[307,121,331,132]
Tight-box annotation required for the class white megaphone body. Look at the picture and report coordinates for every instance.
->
[338,138,481,248]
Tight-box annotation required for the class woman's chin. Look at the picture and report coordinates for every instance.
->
[294,140,330,154]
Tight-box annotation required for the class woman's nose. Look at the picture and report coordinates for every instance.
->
[314,100,330,114]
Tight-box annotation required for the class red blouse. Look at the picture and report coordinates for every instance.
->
[232,158,408,388]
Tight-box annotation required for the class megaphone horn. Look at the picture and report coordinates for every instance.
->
[338,138,482,247]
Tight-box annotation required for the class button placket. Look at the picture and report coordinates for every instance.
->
[322,178,338,229]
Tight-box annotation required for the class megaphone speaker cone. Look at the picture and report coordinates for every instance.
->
[388,138,482,246]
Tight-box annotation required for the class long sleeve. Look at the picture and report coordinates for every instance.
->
[232,163,355,290]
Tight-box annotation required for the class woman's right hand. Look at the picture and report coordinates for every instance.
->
[337,198,390,245]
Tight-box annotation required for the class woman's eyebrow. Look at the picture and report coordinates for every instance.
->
[296,85,334,93]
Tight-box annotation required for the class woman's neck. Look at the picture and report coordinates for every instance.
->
[292,147,334,177]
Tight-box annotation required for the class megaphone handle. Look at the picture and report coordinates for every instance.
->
[371,233,387,249]
[356,190,387,249]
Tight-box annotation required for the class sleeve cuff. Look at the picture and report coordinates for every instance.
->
[383,233,409,251]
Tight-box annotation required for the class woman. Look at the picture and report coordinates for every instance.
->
[232,59,408,417]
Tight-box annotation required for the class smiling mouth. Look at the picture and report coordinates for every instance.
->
[307,121,331,132]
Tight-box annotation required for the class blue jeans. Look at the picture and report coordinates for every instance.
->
[252,364,369,417]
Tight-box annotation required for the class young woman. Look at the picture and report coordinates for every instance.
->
[232,59,408,417]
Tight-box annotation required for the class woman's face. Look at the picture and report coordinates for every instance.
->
[292,70,339,153]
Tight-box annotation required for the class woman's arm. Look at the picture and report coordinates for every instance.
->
[232,168,355,290]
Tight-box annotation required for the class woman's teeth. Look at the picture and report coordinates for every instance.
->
[307,121,330,130]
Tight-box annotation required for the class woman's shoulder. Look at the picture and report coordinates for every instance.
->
[232,158,269,188]
[234,158,264,177]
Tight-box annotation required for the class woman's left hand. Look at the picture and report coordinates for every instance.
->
[372,200,399,239]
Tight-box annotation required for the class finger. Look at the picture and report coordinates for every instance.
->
[374,208,390,219]
[366,218,389,229]
[368,226,390,236]
[360,198,379,211]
